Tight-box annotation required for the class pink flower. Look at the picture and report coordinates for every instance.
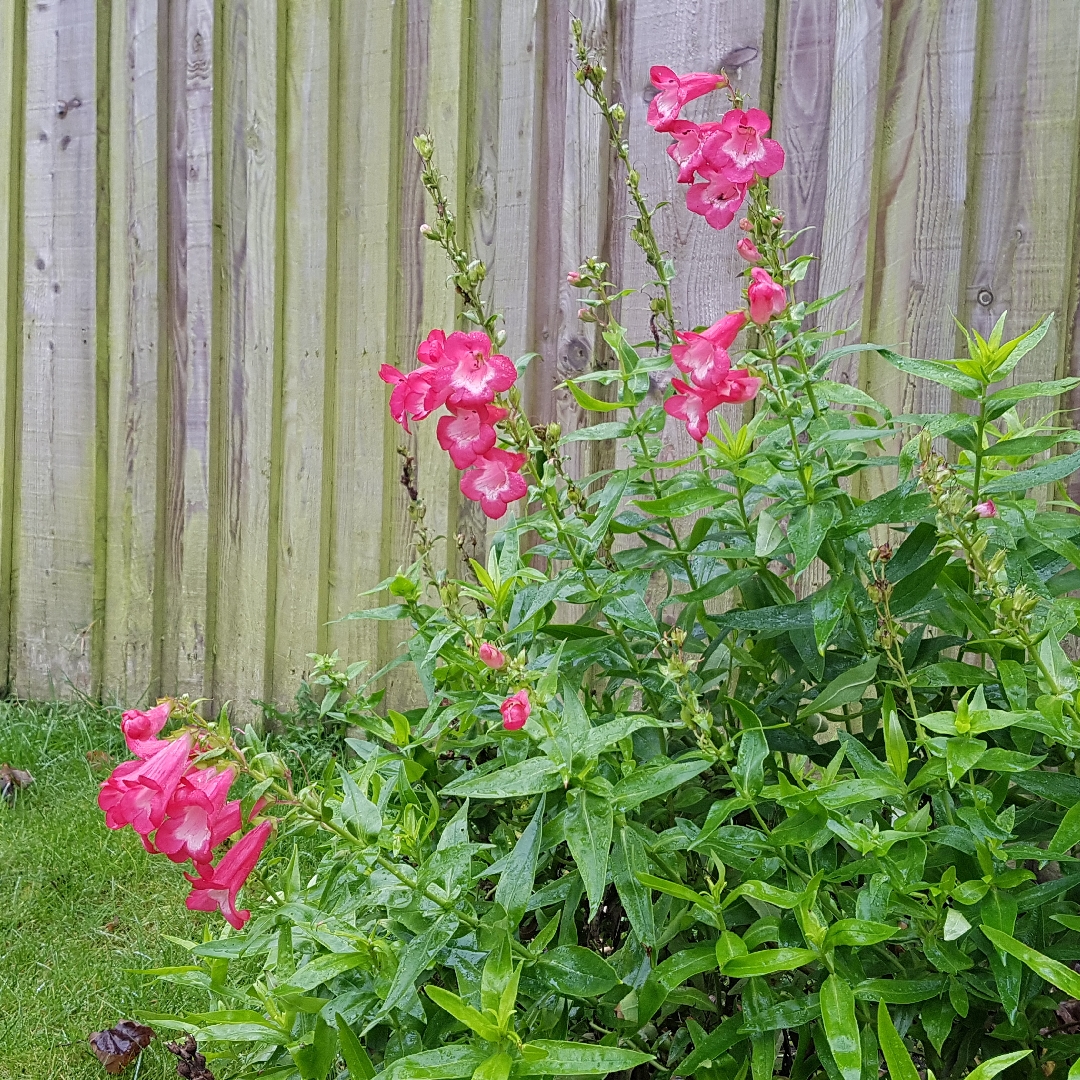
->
[747,267,786,324]
[703,109,785,184]
[736,237,762,264]
[155,767,242,866]
[712,368,761,405]
[184,819,273,930]
[120,701,172,759]
[666,120,720,184]
[479,643,507,670]
[647,66,726,132]
[664,379,722,443]
[436,402,507,469]
[974,499,997,519]
[685,165,747,231]
[671,311,747,392]
[500,690,531,731]
[416,328,446,366]
[433,331,517,408]
[98,734,193,838]
[567,271,583,286]
[379,364,444,434]
[459,448,528,520]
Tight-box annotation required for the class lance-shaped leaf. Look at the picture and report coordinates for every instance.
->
[820,974,861,1080]
[494,796,545,927]
[564,788,613,919]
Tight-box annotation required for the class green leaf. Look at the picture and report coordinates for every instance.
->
[565,788,613,919]
[853,977,947,1003]
[677,1015,747,1076]
[425,986,502,1042]
[823,919,898,949]
[724,880,801,909]
[982,449,1080,494]
[565,379,625,412]
[789,502,841,572]
[537,946,619,998]
[820,974,862,1080]
[612,757,711,811]
[637,944,718,1022]
[441,757,562,798]
[560,422,631,443]
[733,712,768,797]
[472,1053,512,1080]
[985,377,1080,419]
[945,737,986,787]
[1050,800,1080,854]
[980,892,1021,1022]
[634,482,732,518]
[755,509,784,557]
[494,796,544,927]
[637,872,710,908]
[336,1014,375,1080]
[611,826,655,947]
[966,1052,1032,1080]
[798,656,879,719]
[722,948,818,978]
[289,951,368,991]
[292,1014,337,1080]
[517,1041,652,1076]
[981,926,1080,997]
[882,688,908,782]
[876,1001,919,1080]
[383,1047,488,1080]
[339,767,382,842]
[382,913,459,1013]
[877,349,982,398]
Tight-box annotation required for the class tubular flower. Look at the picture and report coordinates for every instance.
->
[500,690,531,731]
[666,120,720,184]
[747,267,787,324]
[703,109,785,184]
[120,701,172,759]
[184,819,274,930]
[685,165,747,231]
[479,643,508,670]
[379,364,444,434]
[98,734,194,838]
[155,767,242,866]
[664,379,722,443]
[736,237,763,264]
[459,448,528,520]
[416,328,447,366]
[711,367,762,405]
[974,499,997,519]
[434,331,517,408]
[647,66,727,132]
[436,402,507,469]
[671,311,747,391]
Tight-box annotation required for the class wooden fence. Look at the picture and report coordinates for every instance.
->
[1,0,1079,716]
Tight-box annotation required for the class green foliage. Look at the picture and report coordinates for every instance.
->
[138,45,1080,1080]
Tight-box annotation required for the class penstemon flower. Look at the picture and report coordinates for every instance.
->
[500,689,531,731]
[703,108,785,184]
[154,767,242,866]
[459,448,528,520]
[747,267,787,323]
[663,379,723,443]
[433,330,517,408]
[479,642,508,670]
[183,819,274,930]
[436,402,507,469]
[684,164,746,230]
[671,311,747,391]
[646,66,727,131]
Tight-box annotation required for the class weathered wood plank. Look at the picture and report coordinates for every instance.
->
[15,0,102,697]
[103,0,164,703]
[863,0,978,417]
[269,0,332,703]
[816,0,885,364]
[326,0,403,670]
[0,1,26,692]
[210,0,279,720]
[162,0,215,700]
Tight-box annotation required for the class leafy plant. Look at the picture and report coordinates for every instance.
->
[100,23,1080,1080]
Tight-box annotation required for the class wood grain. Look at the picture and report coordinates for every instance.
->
[0,1,26,692]
[15,0,102,697]
[103,0,165,703]
[210,0,280,721]
[270,0,332,703]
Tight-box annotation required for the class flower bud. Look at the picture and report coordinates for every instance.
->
[771,212,784,226]
[738,217,754,232]
[567,271,583,286]
[577,306,596,324]
[546,422,562,442]
[413,133,434,161]
[479,642,507,670]
[973,499,997,519]
[736,237,763,264]
[611,103,626,124]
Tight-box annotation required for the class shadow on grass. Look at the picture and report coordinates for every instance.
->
[0,701,207,1078]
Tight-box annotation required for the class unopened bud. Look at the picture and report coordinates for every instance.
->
[419,223,437,239]
[611,103,626,124]
[738,217,754,232]
[771,213,784,226]
[577,306,596,324]
[546,422,562,442]
[567,271,583,286]
[413,132,434,161]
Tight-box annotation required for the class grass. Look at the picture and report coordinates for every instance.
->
[0,701,208,1078]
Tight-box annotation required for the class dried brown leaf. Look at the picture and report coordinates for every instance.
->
[0,763,33,803]
[88,1019,155,1074]
[166,1035,217,1080]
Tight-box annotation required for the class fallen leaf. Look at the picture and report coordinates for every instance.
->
[166,1035,216,1080]
[88,1020,155,1074]
[85,749,112,770]
[0,763,33,803]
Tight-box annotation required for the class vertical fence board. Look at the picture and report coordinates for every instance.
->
[816,0,884,362]
[270,0,331,702]
[863,0,978,418]
[211,0,279,720]
[103,0,163,703]
[0,2,25,691]
[162,0,215,699]
[326,0,402,668]
[15,0,101,697]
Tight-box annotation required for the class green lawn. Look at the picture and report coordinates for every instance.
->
[0,702,205,1078]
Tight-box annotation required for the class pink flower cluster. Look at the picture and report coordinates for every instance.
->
[98,703,272,929]
[648,67,784,231]
[380,330,526,519]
